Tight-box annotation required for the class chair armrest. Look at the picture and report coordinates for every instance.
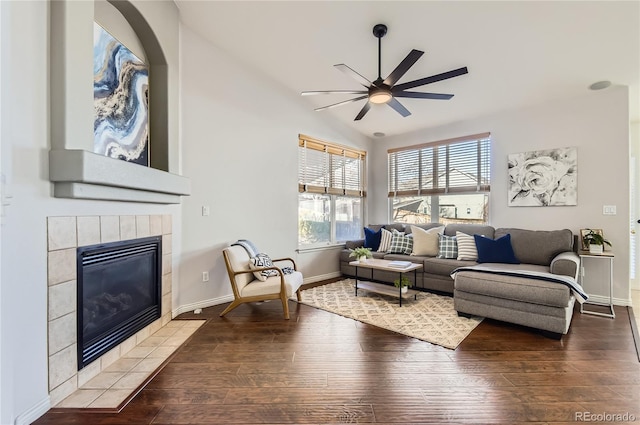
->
[550,251,580,280]
[271,257,297,271]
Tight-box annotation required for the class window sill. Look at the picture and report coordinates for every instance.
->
[296,244,346,253]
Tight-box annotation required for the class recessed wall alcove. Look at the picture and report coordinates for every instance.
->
[49,0,190,204]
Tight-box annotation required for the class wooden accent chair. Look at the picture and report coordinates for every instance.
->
[221,245,303,319]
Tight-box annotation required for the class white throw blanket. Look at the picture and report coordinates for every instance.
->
[451,264,588,304]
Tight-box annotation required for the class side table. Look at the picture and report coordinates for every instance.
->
[578,251,615,319]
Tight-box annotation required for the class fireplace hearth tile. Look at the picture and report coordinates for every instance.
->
[137,336,168,348]
[136,215,151,237]
[48,217,77,251]
[123,345,156,359]
[111,372,148,390]
[162,214,172,234]
[48,248,76,286]
[162,234,172,254]
[87,389,132,408]
[77,216,100,246]
[150,215,162,236]
[56,389,105,408]
[52,319,205,409]
[83,372,125,389]
[119,215,136,240]
[48,280,76,321]
[49,344,78,390]
[130,357,165,373]
[49,376,78,407]
[100,216,120,243]
[146,346,176,359]
[48,313,76,355]
[100,346,122,370]
[77,360,101,387]
[103,357,142,373]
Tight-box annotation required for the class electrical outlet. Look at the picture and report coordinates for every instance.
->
[202,271,209,282]
[603,205,616,215]
[202,206,210,216]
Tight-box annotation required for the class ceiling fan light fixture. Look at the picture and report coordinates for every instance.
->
[369,88,392,104]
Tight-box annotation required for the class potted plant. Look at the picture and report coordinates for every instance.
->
[582,229,611,254]
[349,247,373,262]
[393,275,411,293]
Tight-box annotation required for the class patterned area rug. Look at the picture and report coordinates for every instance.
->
[295,279,482,350]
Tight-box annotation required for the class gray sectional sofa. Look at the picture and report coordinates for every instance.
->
[340,223,581,338]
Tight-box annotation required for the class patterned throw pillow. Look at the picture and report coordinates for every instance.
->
[377,228,393,252]
[436,234,458,259]
[388,230,414,255]
[249,253,279,281]
[455,231,478,261]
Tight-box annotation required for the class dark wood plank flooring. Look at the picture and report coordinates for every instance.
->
[35,284,640,424]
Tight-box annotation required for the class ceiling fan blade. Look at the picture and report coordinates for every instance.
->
[387,97,411,117]
[392,91,454,100]
[334,64,372,88]
[314,95,368,112]
[383,49,424,86]
[354,102,371,121]
[392,67,468,92]
[302,90,368,96]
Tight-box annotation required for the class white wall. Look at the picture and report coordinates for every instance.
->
[370,86,631,303]
[0,1,183,424]
[178,25,371,309]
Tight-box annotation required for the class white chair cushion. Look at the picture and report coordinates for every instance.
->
[241,271,303,298]
[224,245,255,289]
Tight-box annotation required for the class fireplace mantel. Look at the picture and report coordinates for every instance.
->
[49,150,191,204]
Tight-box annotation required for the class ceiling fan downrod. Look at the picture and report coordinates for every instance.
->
[373,24,387,82]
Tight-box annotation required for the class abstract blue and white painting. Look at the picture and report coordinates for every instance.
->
[93,23,149,166]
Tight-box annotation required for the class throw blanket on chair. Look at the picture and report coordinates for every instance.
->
[231,240,294,275]
[231,239,260,257]
[451,265,589,304]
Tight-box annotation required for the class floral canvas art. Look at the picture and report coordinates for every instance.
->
[508,147,577,206]
[93,23,149,166]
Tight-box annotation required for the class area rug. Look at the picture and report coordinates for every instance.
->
[294,279,482,349]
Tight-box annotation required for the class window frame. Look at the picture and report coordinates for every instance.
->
[298,134,366,248]
[387,132,491,224]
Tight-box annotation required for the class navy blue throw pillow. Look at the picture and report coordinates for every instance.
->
[473,234,520,264]
[363,227,382,251]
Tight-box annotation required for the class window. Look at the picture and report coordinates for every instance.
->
[388,132,491,224]
[298,134,366,247]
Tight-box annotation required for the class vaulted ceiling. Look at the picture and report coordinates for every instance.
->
[175,1,639,139]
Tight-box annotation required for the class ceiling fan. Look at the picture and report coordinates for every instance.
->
[302,24,468,121]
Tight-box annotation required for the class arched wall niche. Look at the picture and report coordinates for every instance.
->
[49,0,189,204]
[104,0,169,171]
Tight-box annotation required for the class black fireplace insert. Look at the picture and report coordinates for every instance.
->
[77,236,162,370]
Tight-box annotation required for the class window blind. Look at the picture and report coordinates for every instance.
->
[388,132,490,197]
[299,134,366,197]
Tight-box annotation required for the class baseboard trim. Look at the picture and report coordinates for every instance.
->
[172,272,343,317]
[628,306,640,363]
[303,271,342,284]
[14,396,50,425]
[173,295,234,317]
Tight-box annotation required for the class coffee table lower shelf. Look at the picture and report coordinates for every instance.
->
[355,281,418,306]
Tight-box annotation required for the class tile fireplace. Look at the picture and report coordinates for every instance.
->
[47,215,172,406]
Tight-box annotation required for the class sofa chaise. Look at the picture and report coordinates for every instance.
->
[340,224,582,337]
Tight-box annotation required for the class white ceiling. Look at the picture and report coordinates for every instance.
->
[175,1,640,139]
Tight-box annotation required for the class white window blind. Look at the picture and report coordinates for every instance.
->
[388,132,490,197]
[299,134,366,197]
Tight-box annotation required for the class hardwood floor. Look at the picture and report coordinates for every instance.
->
[35,285,640,424]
